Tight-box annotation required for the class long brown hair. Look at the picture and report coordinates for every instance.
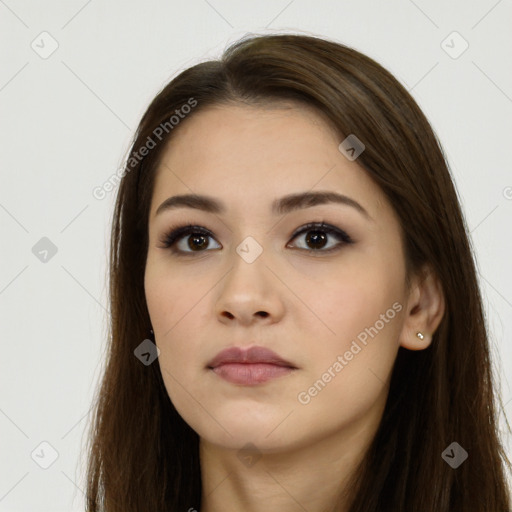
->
[83,33,512,511]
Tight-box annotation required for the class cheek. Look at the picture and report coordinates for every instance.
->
[301,262,400,335]
[297,262,403,394]
[144,258,206,331]
[292,288,402,438]
[144,261,211,381]
[145,266,200,389]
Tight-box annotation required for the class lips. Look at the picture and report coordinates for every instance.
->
[207,345,297,386]
[207,345,297,369]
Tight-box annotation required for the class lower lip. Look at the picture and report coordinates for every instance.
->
[211,363,295,385]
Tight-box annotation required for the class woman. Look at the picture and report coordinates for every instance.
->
[84,33,512,511]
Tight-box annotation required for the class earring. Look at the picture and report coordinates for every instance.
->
[149,328,154,338]
[416,331,424,340]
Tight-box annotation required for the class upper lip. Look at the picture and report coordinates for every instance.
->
[207,346,297,369]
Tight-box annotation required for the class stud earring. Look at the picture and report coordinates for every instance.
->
[416,331,424,340]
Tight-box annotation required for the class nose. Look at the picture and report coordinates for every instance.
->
[215,255,285,326]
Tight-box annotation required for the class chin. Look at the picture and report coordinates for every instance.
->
[199,428,293,454]
[189,413,293,452]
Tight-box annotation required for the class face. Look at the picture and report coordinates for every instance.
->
[144,103,410,453]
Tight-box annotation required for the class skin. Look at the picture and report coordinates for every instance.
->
[144,103,445,512]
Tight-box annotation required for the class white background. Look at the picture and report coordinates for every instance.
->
[1,1,511,510]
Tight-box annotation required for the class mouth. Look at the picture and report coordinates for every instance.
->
[209,362,296,385]
[207,345,298,386]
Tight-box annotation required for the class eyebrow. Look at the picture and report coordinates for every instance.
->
[155,191,372,221]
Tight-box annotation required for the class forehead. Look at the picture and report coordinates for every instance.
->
[150,103,390,222]
[159,102,340,170]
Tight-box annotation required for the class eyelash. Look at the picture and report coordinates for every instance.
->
[158,221,354,256]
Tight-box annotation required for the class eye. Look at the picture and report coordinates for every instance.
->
[158,224,220,254]
[158,221,354,256]
[287,222,354,254]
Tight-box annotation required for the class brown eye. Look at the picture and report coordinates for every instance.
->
[304,230,328,249]
[287,222,354,253]
[160,225,221,253]
[185,233,212,251]
[159,221,354,257]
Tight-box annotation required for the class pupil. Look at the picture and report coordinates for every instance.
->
[189,234,208,251]
[306,231,327,249]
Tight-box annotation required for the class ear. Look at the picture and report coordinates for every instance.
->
[399,264,445,351]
